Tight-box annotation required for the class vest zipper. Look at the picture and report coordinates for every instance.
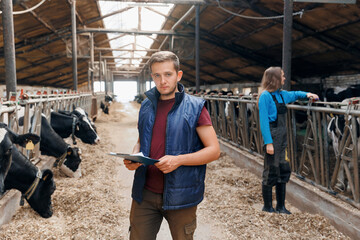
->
[162,103,177,210]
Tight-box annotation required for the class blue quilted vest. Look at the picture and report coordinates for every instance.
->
[132,83,206,210]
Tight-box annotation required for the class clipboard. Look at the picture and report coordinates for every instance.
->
[109,152,159,165]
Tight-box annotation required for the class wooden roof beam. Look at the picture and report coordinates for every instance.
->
[155,5,275,67]
[19,2,67,45]
[249,3,360,57]
[24,59,87,83]
[16,53,66,73]
[51,70,88,86]
[208,9,245,33]
[181,62,233,84]
[201,59,260,82]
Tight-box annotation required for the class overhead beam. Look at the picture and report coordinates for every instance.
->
[94,0,205,3]
[25,59,87,83]
[101,56,151,59]
[113,71,141,74]
[208,9,245,33]
[85,7,134,25]
[95,48,159,52]
[201,59,260,82]
[96,33,126,46]
[94,0,252,7]
[20,2,67,44]
[182,62,232,84]
[78,28,193,36]
[249,3,360,58]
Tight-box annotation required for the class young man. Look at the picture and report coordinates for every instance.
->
[123,51,220,239]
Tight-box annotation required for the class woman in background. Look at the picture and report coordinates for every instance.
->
[258,67,319,214]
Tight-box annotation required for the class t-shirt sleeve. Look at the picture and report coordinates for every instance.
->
[197,106,212,127]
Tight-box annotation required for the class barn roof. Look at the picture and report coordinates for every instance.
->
[0,0,111,89]
[149,0,360,87]
[0,0,360,89]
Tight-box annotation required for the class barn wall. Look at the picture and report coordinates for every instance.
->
[300,73,360,89]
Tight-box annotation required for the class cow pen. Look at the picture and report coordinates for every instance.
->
[0,91,104,225]
[201,94,360,239]
[0,101,353,240]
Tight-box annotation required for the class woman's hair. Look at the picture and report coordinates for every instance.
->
[260,66,282,92]
[148,51,180,73]
[257,66,283,106]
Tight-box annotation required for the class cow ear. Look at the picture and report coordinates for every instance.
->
[15,133,41,147]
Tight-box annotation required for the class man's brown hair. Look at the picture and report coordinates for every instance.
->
[148,51,180,73]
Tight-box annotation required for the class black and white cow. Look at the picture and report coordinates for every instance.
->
[0,124,55,218]
[39,115,82,178]
[19,115,82,178]
[325,85,360,102]
[0,124,42,195]
[5,146,56,218]
[51,107,100,144]
[100,101,109,114]
[100,95,113,114]
[327,99,360,191]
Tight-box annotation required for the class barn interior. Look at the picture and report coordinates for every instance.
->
[1,1,360,239]
[1,0,360,97]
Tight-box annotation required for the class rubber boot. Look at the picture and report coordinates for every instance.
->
[275,183,291,214]
[262,185,275,213]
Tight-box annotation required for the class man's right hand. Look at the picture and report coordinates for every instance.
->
[266,143,274,155]
[123,159,142,170]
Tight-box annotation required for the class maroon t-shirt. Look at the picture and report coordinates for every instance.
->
[144,98,212,194]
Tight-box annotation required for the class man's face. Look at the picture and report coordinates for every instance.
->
[151,61,183,100]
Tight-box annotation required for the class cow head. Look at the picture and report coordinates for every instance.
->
[72,108,100,144]
[100,101,109,114]
[61,147,82,178]
[0,124,41,196]
[25,169,56,218]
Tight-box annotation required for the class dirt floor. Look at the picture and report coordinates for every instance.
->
[0,101,351,239]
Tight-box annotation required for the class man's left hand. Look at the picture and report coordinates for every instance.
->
[155,155,180,174]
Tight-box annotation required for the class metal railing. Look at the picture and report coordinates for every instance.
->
[202,94,360,209]
[0,92,103,162]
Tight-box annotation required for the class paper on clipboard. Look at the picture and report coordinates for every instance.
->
[109,152,159,165]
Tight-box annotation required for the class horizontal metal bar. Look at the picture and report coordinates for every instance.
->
[95,48,159,52]
[112,71,141,74]
[93,0,205,4]
[294,0,355,3]
[286,104,360,116]
[77,28,193,36]
[93,0,251,7]
[101,56,150,59]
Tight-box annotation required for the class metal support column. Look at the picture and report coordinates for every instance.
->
[71,0,78,91]
[110,71,114,95]
[99,51,102,92]
[90,33,94,94]
[104,59,108,94]
[282,0,293,91]
[1,0,17,100]
[195,5,200,93]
